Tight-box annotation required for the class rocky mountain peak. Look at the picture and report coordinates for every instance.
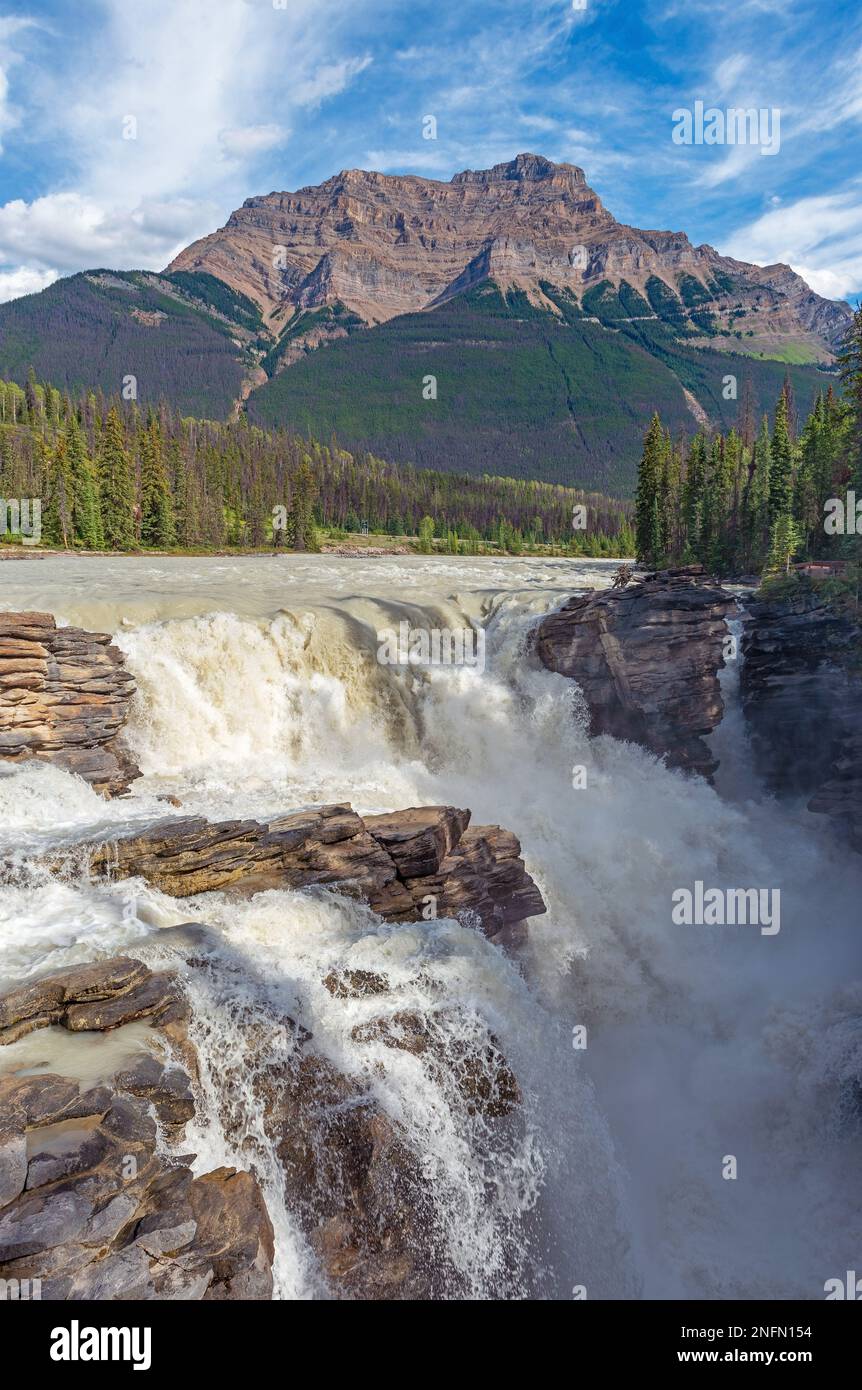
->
[450,152,586,184]
[167,154,851,354]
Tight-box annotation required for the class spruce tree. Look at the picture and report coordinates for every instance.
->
[139,416,175,548]
[635,413,667,566]
[765,513,802,576]
[418,515,435,553]
[43,436,73,548]
[66,415,103,549]
[97,406,136,550]
[681,433,707,560]
[769,387,795,522]
[837,303,862,494]
[287,457,320,552]
[742,417,771,571]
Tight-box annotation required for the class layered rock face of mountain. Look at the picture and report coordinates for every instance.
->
[168,153,850,352]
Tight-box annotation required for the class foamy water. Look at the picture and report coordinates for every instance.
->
[0,554,859,1299]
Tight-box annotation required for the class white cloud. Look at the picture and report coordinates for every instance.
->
[0,192,221,274]
[726,189,862,299]
[0,265,58,303]
[290,55,372,109]
[0,0,372,295]
[0,16,39,154]
[218,124,288,158]
[714,55,749,94]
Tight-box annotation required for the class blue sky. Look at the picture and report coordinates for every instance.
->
[0,0,860,304]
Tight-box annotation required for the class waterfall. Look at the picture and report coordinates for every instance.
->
[1,555,859,1297]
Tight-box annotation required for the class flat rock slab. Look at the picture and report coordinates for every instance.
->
[54,802,546,938]
[0,957,187,1045]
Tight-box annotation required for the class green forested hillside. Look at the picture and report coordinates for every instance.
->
[0,373,632,554]
[0,271,252,418]
[247,283,833,495]
[0,271,835,498]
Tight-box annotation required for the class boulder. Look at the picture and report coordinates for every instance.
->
[0,956,187,1045]
[0,1064,273,1300]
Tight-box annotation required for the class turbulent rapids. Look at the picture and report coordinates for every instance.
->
[0,554,859,1300]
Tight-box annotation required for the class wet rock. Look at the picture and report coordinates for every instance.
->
[364,806,470,878]
[741,590,862,851]
[0,611,139,796]
[262,1046,452,1299]
[113,1054,195,1140]
[0,957,187,1044]
[352,1010,522,1118]
[323,969,390,998]
[59,802,546,937]
[535,565,735,780]
[0,949,525,1300]
[0,967,273,1300]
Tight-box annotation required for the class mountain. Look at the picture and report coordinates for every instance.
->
[170,153,849,355]
[0,269,266,418]
[0,155,851,494]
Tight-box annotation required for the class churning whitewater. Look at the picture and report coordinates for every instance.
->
[0,554,859,1299]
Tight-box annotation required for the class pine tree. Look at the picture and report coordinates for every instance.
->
[66,415,103,549]
[795,394,828,557]
[681,433,707,560]
[765,512,802,576]
[139,416,175,548]
[24,368,39,424]
[97,406,136,550]
[418,515,435,554]
[741,417,771,571]
[43,436,73,548]
[635,413,668,566]
[287,457,320,551]
[769,387,795,521]
[837,303,862,494]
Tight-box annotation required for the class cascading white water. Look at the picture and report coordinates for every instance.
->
[0,554,859,1298]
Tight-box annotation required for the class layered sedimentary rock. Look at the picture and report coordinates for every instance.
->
[58,803,546,941]
[0,946,525,1299]
[168,154,850,352]
[0,957,274,1300]
[741,590,862,851]
[535,566,735,780]
[0,956,186,1046]
[0,611,139,796]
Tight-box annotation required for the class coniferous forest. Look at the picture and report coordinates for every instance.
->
[634,305,862,579]
[0,373,634,556]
